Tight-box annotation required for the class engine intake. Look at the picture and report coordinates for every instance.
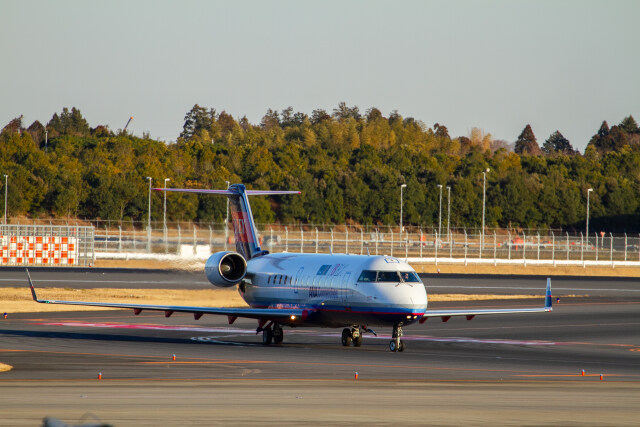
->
[205,251,247,287]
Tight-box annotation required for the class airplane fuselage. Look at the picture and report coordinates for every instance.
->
[237,253,428,328]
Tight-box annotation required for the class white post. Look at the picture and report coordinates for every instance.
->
[493,231,497,263]
[300,227,304,253]
[315,227,319,254]
[586,188,593,254]
[146,176,152,253]
[610,232,613,266]
[446,186,451,243]
[225,180,230,251]
[345,225,349,255]
[330,228,334,253]
[437,184,442,238]
[434,231,438,264]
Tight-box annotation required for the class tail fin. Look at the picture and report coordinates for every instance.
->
[156,184,300,260]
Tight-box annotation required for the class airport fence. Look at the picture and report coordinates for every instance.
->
[0,224,94,267]
[5,218,640,266]
[85,220,640,265]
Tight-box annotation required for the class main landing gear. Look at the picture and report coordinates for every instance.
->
[389,324,404,352]
[341,327,363,347]
[261,323,284,345]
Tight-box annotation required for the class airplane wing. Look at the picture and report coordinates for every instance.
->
[419,278,553,323]
[26,270,308,323]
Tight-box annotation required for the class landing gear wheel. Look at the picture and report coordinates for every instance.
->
[273,324,284,344]
[341,328,353,346]
[353,333,363,347]
[389,324,404,353]
[262,328,273,345]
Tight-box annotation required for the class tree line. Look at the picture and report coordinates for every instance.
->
[1,104,639,232]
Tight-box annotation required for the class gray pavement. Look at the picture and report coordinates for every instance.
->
[0,269,639,425]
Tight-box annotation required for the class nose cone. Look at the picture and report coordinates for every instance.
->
[409,284,428,311]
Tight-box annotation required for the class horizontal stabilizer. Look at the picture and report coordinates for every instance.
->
[154,188,300,196]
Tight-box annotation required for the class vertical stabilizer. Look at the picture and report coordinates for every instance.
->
[154,184,300,261]
[227,184,264,260]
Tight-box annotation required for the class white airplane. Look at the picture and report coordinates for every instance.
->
[28,184,552,352]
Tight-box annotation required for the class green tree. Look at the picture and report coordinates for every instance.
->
[514,124,541,155]
[542,130,575,155]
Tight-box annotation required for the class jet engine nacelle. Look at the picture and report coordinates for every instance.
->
[204,251,247,287]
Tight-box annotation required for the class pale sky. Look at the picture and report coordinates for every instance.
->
[2,0,639,151]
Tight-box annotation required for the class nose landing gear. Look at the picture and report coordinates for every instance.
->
[389,324,404,352]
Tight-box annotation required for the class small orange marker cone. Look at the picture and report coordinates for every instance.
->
[600,374,603,381]
[98,372,102,380]
[172,354,176,361]
[581,369,585,376]
[354,372,358,380]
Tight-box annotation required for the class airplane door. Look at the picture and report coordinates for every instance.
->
[341,272,351,306]
[294,267,303,294]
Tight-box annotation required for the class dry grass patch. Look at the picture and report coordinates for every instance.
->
[0,287,559,313]
[0,287,247,313]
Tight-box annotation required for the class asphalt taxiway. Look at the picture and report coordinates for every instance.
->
[0,269,639,425]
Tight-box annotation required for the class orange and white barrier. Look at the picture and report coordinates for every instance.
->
[0,235,78,265]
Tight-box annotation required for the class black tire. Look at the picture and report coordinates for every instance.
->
[273,328,283,344]
[389,340,397,352]
[341,328,353,346]
[262,329,273,345]
[398,341,405,352]
[353,334,363,347]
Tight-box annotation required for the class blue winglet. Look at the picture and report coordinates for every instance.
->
[544,277,552,311]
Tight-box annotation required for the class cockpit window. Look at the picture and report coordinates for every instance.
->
[357,270,377,282]
[400,271,421,282]
[377,271,400,282]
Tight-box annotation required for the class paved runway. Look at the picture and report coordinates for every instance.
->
[0,268,639,425]
[2,267,640,297]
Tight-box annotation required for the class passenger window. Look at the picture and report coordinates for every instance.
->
[377,271,400,282]
[357,270,377,282]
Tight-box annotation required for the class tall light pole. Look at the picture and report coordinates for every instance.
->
[400,184,407,238]
[147,177,153,225]
[446,185,451,242]
[44,128,48,153]
[225,180,230,250]
[586,188,593,250]
[147,177,152,252]
[481,168,490,258]
[163,178,170,231]
[3,174,7,225]
[437,184,443,239]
